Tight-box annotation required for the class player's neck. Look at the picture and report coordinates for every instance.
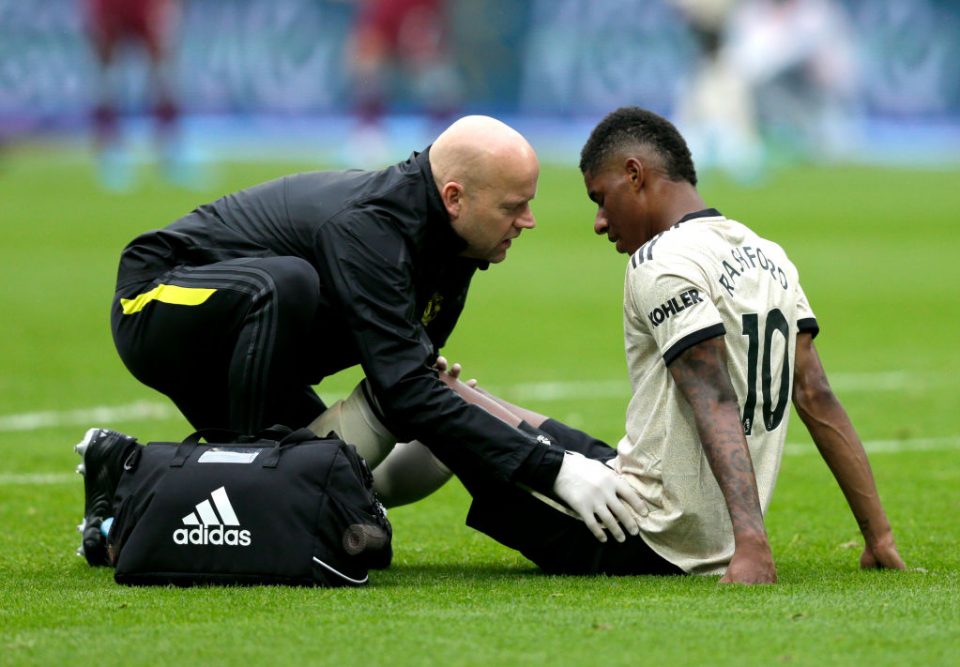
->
[655,185,707,234]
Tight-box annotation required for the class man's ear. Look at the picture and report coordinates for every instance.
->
[625,157,644,192]
[440,182,464,219]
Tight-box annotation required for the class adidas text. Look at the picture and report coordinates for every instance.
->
[172,525,251,546]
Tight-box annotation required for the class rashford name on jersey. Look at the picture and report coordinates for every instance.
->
[718,245,789,297]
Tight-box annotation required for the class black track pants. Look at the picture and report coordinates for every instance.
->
[111,257,327,434]
[460,419,684,576]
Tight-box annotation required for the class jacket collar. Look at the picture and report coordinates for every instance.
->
[414,147,487,269]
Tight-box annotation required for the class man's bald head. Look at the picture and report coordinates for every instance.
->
[430,115,537,192]
[429,115,540,264]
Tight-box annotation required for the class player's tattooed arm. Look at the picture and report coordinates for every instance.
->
[792,334,905,570]
[670,336,777,584]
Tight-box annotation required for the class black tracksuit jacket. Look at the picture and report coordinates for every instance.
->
[115,149,565,492]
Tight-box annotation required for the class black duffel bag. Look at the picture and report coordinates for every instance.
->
[107,426,392,587]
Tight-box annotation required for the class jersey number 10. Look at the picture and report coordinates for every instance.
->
[741,309,790,435]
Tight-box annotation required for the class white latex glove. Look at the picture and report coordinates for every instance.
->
[551,452,644,543]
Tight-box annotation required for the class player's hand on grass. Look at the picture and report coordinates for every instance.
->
[552,452,644,543]
[720,539,778,584]
[860,532,906,570]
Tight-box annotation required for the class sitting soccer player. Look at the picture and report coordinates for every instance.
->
[320,108,906,583]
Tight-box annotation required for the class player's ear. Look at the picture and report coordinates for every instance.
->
[625,158,644,192]
[440,181,464,218]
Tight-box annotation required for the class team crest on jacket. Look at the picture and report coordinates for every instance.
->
[421,293,443,325]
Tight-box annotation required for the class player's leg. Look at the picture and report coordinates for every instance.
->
[365,370,534,506]
[456,417,678,575]
[307,360,527,506]
[136,0,179,128]
[84,0,120,141]
[112,256,327,434]
[442,384,612,568]
[430,377,679,573]
[135,0,193,183]
[463,470,680,576]
[308,380,396,468]
[371,440,452,507]
[532,419,616,462]
[439,373,616,461]
[306,380,452,505]
[222,257,328,431]
[84,0,136,190]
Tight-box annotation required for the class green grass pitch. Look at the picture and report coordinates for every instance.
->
[1,148,958,666]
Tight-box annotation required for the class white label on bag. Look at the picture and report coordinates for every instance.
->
[197,448,263,464]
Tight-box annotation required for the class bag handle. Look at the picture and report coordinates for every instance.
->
[171,426,316,468]
[171,428,242,467]
[261,427,320,469]
[255,424,295,441]
[182,428,242,445]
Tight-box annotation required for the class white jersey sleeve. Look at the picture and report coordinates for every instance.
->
[625,235,725,365]
[796,284,819,338]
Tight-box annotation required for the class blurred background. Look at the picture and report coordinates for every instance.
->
[2,6,959,661]
[1,0,959,188]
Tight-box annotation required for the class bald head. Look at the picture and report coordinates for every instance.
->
[430,115,537,192]
[428,115,539,264]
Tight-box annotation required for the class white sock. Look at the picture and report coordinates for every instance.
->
[372,440,452,508]
[308,381,396,468]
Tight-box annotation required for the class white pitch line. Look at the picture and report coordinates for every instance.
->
[0,401,176,433]
[784,435,960,456]
[501,379,628,401]
[0,473,76,485]
[0,371,953,435]
[827,371,952,392]
[499,371,953,401]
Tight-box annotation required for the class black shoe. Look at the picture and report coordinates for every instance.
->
[74,427,138,566]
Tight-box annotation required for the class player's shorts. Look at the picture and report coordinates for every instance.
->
[462,419,683,576]
[355,0,444,58]
[86,0,175,57]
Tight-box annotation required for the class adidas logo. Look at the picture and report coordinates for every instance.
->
[172,486,252,547]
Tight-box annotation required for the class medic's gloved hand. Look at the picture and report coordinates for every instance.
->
[551,451,644,543]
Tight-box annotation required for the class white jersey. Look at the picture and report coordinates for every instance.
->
[612,209,818,574]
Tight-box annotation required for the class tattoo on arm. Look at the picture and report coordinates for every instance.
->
[670,338,768,540]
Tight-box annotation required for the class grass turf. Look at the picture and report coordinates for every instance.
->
[0,149,958,666]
